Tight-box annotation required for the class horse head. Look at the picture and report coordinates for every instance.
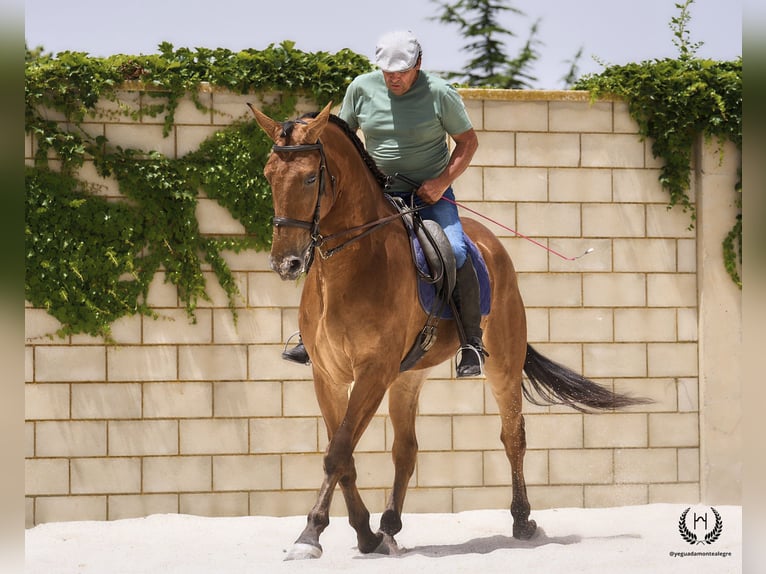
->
[248,102,334,280]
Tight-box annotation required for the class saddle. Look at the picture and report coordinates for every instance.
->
[388,194,457,305]
[387,194,493,372]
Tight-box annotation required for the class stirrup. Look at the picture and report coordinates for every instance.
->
[455,342,487,378]
[282,331,311,365]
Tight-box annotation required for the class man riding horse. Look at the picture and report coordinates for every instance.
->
[250,31,647,559]
[282,30,486,377]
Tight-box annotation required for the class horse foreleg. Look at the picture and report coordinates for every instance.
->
[488,376,538,540]
[337,452,384,554]
[286,376,349,560]
[287,428,383,559]
[287,374,390,559]
[380,372,426,539]
[285,472,337,560]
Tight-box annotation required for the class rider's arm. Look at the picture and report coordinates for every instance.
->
[417,128,479,205]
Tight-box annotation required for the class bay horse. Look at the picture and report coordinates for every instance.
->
[248,102,646,560]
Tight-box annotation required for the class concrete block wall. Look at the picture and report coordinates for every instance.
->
[24,88,742,526]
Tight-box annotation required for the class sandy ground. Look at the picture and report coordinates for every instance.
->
[26,504,741,573]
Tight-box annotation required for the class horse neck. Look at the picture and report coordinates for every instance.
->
[310,127,412,287]
[319,128,392,233]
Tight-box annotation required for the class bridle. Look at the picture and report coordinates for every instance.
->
[270,139,334,273]
[270,138,425,274]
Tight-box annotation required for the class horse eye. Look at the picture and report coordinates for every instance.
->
[305,174,317,186]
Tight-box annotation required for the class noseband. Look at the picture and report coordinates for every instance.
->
[270,138,334,273]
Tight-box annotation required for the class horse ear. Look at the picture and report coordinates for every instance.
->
[304,101,333,144]
[247,103,282,142]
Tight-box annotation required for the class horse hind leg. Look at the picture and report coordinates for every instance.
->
[506,412,538,540]
[485,362,538,540]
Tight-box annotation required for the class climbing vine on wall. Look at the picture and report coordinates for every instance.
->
[26,167,153,335]
[574,56,742,287]
[25,37,742,338]
[25,42,373,338]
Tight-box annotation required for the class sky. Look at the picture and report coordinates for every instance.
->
[24,0,743,89]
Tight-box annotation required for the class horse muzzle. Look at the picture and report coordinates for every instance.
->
[269,251,309,281]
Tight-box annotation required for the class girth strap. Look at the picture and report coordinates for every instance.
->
[387,195,457,372]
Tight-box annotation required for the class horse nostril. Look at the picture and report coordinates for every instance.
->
[270,254,305,279]
[287,257,302,274]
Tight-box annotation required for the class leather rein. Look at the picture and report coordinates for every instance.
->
[270,139,423,272]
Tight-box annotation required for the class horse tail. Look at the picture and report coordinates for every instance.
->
[522,344,651,412]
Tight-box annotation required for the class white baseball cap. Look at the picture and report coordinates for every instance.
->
[375,30,422,72]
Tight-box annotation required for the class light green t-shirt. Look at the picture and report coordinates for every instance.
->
[338,70,473,193]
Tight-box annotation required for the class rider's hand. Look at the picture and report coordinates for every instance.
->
[416,179,447,205]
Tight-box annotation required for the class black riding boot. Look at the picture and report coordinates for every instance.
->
[453,254,487,378]
[282,334,311,365]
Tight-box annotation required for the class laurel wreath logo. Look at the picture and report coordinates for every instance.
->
[705,508,723,544]
[678,507,723,545]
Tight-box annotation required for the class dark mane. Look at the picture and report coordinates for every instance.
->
[298,112,388,189]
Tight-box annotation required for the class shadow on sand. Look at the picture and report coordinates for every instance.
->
[354,528,642,560]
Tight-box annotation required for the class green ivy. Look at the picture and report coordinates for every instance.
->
[25,167,153,337]
[574,57,742,287]
[25,43,373,338]
[183,119,278,247]
[26,38,742,340]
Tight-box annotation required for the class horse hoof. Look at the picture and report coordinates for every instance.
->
[513,519,538,540]
[372,533,401,556]
[284,542,323,560]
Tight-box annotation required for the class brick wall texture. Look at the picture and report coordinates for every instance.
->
[24,88,742,526]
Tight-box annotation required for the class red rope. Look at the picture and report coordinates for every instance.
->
[441,196,587,262]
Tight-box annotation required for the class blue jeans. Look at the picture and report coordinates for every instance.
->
[392,187,468,268]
